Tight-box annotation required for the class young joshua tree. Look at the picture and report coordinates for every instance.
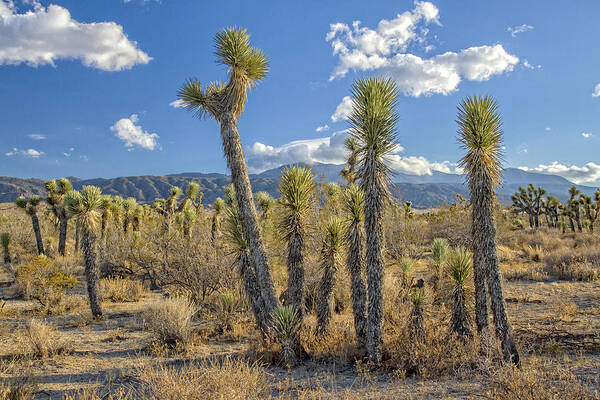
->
[278,166,315,317]
[65,186,103,317]
[316,216,344,335]
[121,197,138,233]
[211,197,225,244]
[178,27,278,313]
[45,178,73,256]
[430,237,450,297]
[342,184,367,349]
[457,94,519,364]
[447,248,473,338]
[349,77,399,363]
[580,190,600,232]
[16,195,44,255]
[255,191,275,220]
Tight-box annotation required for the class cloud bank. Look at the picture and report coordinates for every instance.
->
[519,162,600,185]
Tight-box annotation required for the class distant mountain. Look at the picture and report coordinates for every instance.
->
[0,163,597,209]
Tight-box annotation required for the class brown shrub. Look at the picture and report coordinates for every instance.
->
[100,278,147,302]
[142,297,198,351]
[16,319,69,358]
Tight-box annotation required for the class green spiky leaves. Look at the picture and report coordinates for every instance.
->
[64,186,103,231]
[343,183,364,224]
[431,238,450,267]
[456,95,504,189]
[278,167,315,241]
[215,27,268,84]
[446,247,472,287]
[270,305,301,342]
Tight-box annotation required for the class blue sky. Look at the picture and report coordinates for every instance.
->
[1,0,599,185]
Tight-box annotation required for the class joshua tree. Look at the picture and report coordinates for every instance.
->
[456,94,519,364]
[409,287,425,341]
[1,233,10,264]
[403,201,414,220]
[342,184,367,349]
[398,256,415,288]
[211,197,225,244]
[580,189,600,232]
[178,27,278,313]
[568,186,583,232]
[65,186,103,317]
[511,184,544,228]
[316,216,344,335]
[255,191,275,220]
[430,238,450,296]
[349,77,399,363]
[45,178,73,256]
[447,248,473,338]
[121,197,138,233]
[279,166,315,317]
[16,195,44,255]
[98,195,113,240]
[161,187,182,233]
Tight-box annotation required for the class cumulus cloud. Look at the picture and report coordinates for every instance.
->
[592,83,600,97]
[582,132,593,138]
[27,133,46,140]
[5,147,44,157]
[519,162,600,185]
[245,130,458,176]
[169,99,185,108]
[110,114,160,150]
[0,0,151,71]
[331,96,353,122]
[316,124,330,132]
[507,24,534,37]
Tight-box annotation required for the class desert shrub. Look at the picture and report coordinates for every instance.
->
[136,357,270,400]
[17,319,68,358]
[502,264,548,281]
[100,278,147,302]
[270,305,301,367]
[142,297,197,350]
[545,247,600,281]
[523,244,544,262]
[14,255,77,314]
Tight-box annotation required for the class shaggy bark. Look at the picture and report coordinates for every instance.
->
[81,229,102,317]
[238,250,269,333]
[74,220,80,252]
[316,251,336,335]
[31,213,44,255]
[471,176,519,365]
[58,210,68,256]
[220,114,278,314]
[346,220,367,350]
[471,207,489,334]
[451,285,472,338]
[286,229,305,317]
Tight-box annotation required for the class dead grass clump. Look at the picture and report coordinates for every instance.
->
[62,388,132,400]
[17,319,68,358]
[485,358,600,399]
[0,377,37,400]
[545,248,600,281]
[523,244,544,262]
[502,263,548,281]
[141,297,197,350]
[136,357,270,400]
[100,278,147,302]
[300,317,359,364]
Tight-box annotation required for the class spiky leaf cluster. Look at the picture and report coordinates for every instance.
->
[64,186,103,231]
[278,167,315,241]
[446,248,472,287]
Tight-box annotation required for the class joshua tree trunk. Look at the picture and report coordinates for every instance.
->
[81,229,102,317]
[346,221,367,349]
[472,210,489,334]
[220,114,278,314]
[316,255,335,335]
[286,229,304,317]
[74,220,80,252]
[238,250,269,333]
[451,285,472,338]
[30,214,44,255]
[472,176,519,365]
[58,211,68,256]
[364,189,384,363]
[574,210,582,232]
[568,217,575,232]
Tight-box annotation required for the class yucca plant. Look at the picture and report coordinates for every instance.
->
[44,178,73,256]
[278,166,315,318]
[349,77,399,363]
[1,233,10,264]
[457,94,519,364]
[178,27,278,314]
[447,248,473,338]
[65,186,103,317]
[211,197,225,244]
[270,305,301,367]
[398,256,415,288]
[316,216,344,335]
[403,201,414,220]
[98,195,113,240]
[342,184,367,349]
[216,290,237,332]
[430,238,450,297]
[16,195,44,255]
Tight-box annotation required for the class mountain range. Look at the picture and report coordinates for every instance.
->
[0,163,597,209]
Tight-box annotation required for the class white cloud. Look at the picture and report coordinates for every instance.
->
[63,147,74,157]
[519,162,600,185]
[316,124,330,132]
[507,24,534,37]
[331,96,353,122]
[169,99,185,108]
[327,4,519,96]
[545,127,551,131]
[5,147,44,158]
[522,59,541,70]
[592,83,600,97]
[582,132,593,138]
[110,114,160,150]
[0,1,151,71]
[27,133,46,140]
[245,130,459,176]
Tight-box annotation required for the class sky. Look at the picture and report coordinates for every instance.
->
[1,0,599,185]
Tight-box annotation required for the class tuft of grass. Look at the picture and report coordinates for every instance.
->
[100,278,147,303]
[142,297,197,351]
[17,319,68,358]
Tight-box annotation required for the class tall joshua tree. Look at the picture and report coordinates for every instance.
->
[178,27,278,313]
[45,178,73,256]
[342,184,367,349]
[349,77,399,363]
[65,186,103,317]
[279,166,315,317]
[457,94,519,364]
[16,195,44,255]
[316,216,344,335]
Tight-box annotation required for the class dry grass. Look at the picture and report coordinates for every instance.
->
[141,297,198,351]
[101,278,147,303]
[15,319,69,358]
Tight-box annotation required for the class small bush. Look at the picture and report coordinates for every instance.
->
[142,297,197,350]
[17,319,68,358]
[100,278,147,302]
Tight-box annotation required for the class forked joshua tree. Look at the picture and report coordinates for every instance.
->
[457,94,519,364]
[65,186,104,317]
[15,195,44,255]
[178,27,278,313]
[278,166,315,317]
[45,178,73,256]
[349,77,399,363]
